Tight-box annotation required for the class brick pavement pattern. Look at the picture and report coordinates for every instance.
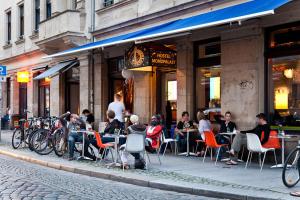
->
[0,154,220,200]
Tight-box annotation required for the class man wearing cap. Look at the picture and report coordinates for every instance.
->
[227,113,270,165]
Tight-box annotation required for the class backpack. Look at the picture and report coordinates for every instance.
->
[134,158,145,169]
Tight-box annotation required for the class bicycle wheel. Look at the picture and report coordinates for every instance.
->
[28,129,39,151]
[12,128,22,149]
[32,129,54,155]
[282,147,300,188]
[52,129,67,157]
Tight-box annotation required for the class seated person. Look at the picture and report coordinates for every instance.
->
[90,110,124,148]
[215,111,236,144]
[120,115,147,169]
[227,113,270,165]
[146,115,163,153]
[67,114,96,161]
[103,110,122,135]
[175,111,194,152]
[196,110,211,156]
[86,113,95,131]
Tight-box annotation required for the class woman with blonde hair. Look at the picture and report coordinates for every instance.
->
[197,110,211,141]
[196,110,211,156]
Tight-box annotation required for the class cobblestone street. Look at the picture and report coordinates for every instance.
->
[0,154,220,200]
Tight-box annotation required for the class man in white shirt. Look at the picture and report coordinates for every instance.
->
[108,94,125,123]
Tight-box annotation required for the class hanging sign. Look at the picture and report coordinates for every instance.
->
[125,44,177,71]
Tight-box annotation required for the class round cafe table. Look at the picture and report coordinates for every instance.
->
[219,132,237,144]
[270,134,298,168]
[178,129,198,157]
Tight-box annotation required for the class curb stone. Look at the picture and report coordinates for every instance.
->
[0,149,285,200]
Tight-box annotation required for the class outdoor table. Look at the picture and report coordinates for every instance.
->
[178,129,198,157]
[270,134,298,168]
[103,134,126,168]
[219,132,237,144]
[75,130,95,160]
[219,132,245,162]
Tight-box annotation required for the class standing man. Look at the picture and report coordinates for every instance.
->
[108,94,125,124]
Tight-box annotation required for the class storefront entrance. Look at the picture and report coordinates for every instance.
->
[38,79,50,117]
[19,83,27,118]
[108,57,134,113]
[65,66,80,114]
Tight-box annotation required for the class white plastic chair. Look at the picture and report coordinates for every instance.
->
[245,133,277,171]
[159,131,178,156]
[122,133,148,170]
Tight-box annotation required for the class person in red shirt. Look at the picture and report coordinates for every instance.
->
[146,115,163,151]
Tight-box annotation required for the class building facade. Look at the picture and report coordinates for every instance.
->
[2,0,300,140]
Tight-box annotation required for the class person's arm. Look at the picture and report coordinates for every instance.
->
[198,120,205,134]
[241,127,256,134]
[261,125,270,145]
[59,112,70,120]
[147,126,162,137]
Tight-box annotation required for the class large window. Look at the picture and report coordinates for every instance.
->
[267,23,300,127]
[194,38,221,111]
[195,67,221,109]
[34,0,40,31]
[269,55,300,126]
[46,0,51,19]
[6,11,11,44]
[19,4,24,38]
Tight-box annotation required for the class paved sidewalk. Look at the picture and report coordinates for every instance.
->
[0,131,297,200]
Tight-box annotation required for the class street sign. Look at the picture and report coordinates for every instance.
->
[0,65,5,141]
[0,66,7,76]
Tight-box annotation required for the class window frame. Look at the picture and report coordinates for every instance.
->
[6,10,12,44]
[103,0,114,8]
[46,0,52,19]
[19,4,25,38]
[34,0,40,31]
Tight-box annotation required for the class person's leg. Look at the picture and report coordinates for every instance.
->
[68,133,77,159]
[78,134,96,160]
[231,133,246,153]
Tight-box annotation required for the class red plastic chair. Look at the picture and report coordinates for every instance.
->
[94,132,114,161]
[203,131,229,165]
[262,130,281,149]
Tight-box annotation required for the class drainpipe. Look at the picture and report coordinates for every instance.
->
[90,0,96,113]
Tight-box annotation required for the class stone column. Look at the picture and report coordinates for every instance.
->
[26,73,34,118]
[221,25,264,129]
[32,76,39,117]
[50,75,62,116]
[133,72,153,124]
[176,39,194,121]
[10,76,20,115]
[79,54,90,112]
[93,51,109,127]
[1,82,7,115]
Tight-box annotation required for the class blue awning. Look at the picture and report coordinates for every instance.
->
[33,60,78,80]
[45,0,290,58]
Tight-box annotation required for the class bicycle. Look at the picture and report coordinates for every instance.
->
[11,112,37,149]
[31,116,58,155]
[282,140,300,187]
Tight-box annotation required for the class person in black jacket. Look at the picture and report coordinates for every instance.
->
[215,111,237,144]
[215,111,237,133]
[227,113,270,165]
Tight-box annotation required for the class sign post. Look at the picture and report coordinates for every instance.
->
[0,66,7,142]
